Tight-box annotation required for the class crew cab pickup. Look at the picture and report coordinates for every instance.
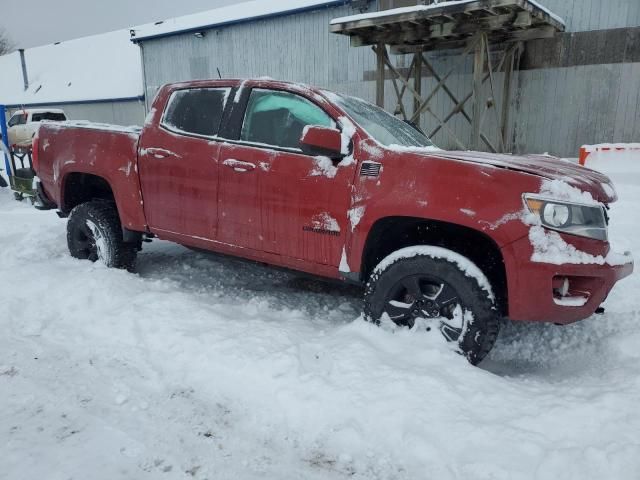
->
[32,78,633,364]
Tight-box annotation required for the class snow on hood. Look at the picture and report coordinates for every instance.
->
[432,151,617,204]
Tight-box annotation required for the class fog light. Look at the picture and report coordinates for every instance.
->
[552,276,570,297]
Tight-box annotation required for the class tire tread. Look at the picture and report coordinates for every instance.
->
[364,250,501,365]
[67,200,138,271]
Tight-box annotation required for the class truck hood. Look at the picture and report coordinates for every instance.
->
[433,150,617,204]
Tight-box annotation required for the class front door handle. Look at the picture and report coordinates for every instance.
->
[144,147,180,159]
[223,159,256,173]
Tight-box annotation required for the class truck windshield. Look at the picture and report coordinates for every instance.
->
[329,93,436,148]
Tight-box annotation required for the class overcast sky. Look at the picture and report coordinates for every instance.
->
[2,0,237,49]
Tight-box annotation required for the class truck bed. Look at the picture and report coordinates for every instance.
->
[36,121,147,231]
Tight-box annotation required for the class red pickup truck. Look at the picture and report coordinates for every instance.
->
[32,78,633,364]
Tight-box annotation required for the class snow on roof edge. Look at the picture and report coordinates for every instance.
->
[130,0,351,43]
[0,28,143,106]
[331,0,565,28]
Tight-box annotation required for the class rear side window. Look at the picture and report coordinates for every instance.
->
[8,114,27,127]
[240,89,334,150]
[162,88,230,137]
[32,112,67,122]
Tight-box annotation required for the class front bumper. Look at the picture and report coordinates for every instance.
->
[503,234,634,324]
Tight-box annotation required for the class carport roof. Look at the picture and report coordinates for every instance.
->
[330,0,565,51]
[129,0,352,43]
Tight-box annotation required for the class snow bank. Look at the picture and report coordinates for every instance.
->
[583,146,640,187]
[1,154,640,480]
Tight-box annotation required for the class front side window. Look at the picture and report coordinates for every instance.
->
[8,113,26,127]
[240,89,334,150]
[162,87,230,137]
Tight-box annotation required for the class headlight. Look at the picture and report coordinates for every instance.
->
[524,195,608,241]
[542,203,570,228]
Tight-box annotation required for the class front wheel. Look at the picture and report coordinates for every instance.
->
[364,246,501,365]
[67,201,138,270]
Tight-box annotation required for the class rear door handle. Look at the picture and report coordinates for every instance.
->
[223,159,256,172]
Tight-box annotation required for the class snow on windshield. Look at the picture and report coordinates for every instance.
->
[324,91,436,149]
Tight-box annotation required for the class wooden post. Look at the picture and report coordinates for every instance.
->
[500,46,515,152]
[413,49,422,126]
[502,42,524,151]
[376,43,385,108]
[471,33,486,151]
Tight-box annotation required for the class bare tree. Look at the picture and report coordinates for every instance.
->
[0,28,15,56]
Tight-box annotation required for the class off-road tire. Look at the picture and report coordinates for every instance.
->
[364,248,501,365]
[67,201,138,271]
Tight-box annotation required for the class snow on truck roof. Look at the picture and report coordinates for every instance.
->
[0,29,143,107]
[129,0,351,42]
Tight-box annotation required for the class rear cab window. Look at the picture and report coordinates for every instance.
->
[161,87,230,137]
[32,112,67,122]
[240,89,335,151]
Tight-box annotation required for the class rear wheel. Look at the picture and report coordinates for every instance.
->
[67,201,138,270]
[364,246,501,365]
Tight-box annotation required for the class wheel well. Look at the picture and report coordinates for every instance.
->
[361,217,508,316]
[62,173,115,213]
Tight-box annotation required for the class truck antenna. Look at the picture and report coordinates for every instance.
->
[217,68,222,79]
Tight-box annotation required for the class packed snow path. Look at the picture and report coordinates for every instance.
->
[1,160,638,479]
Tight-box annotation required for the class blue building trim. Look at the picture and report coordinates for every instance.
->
[131,0,352,43]
[5,95,145,109]
[0,104,11,179]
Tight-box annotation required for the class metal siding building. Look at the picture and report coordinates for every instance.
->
[136,3,375,108]
[512,0,640,155]
[0,29,146,127]
[135,0,640,157]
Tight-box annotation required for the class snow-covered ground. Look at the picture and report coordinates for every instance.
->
[1,158,639,480]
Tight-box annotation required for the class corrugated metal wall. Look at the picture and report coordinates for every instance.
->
[531,0,640,32]
[508,0,640,155]
[140,4,376,107]
[139,0,640,157]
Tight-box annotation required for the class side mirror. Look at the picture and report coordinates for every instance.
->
[300,125,343,159]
